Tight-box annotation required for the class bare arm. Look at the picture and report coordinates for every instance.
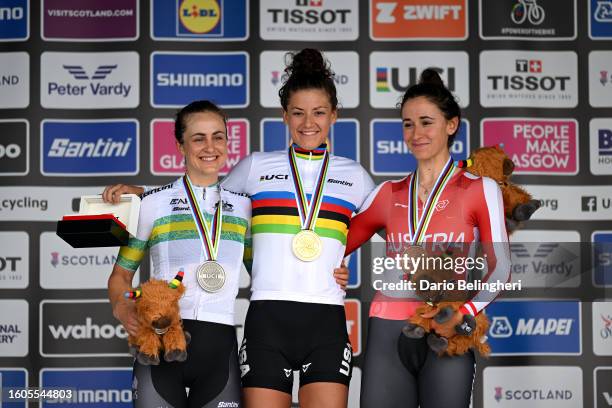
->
[108,263,139,336]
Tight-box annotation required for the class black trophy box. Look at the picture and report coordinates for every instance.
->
[56,214,129,248]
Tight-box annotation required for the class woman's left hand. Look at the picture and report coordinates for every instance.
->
[333,262,349,290]
[428,309,465,338]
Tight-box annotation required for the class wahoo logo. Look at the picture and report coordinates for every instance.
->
[63,64,117,80]
[48,317,127,340]
[42,120,138,176]
[260,174,289,181]
[51,252,59,268]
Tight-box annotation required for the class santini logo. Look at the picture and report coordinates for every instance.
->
[48,317,127,340]
[47,138,132,158]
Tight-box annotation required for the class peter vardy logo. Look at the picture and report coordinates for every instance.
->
[0,0,28,41]
[41,52,139,109]
[371,119,468,175]
[41,300,130,357]
[260,118,358,161]
[40,368,133,407]
[151,0,247,40]
[41,120,139,176]
[486,300,581,355]
[151,52,248,108]
[370,52,469,108]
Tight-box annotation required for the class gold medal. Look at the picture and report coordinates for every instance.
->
[292,230,322,262]
[196,261,226,293]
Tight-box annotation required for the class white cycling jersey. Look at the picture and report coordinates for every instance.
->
[222,145,374,305]
[117,176,251,325]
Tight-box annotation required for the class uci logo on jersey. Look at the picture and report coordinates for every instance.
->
[259,174,289,181]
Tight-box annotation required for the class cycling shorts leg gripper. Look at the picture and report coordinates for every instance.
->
[417,349,475,408]
[360,317,419,408]
[132,362,185,408]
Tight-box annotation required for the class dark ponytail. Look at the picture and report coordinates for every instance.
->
[174,100,227,144]
[278,48,338,111]
[400,69,461,148]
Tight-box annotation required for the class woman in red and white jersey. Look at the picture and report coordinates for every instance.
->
[345,69,511,408]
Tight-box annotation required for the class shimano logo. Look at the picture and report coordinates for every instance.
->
[260,174,289,181]
[48,317,128,340]
[157,73,243,87]
[327,178,352,186]
[217,403,239,408]
[47,138,132,158]
[0,7,23,21]
[48,389,132,404]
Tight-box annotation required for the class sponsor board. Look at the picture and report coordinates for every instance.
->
[370,51,469,108]
[0,368,28,408]
[260,50,359,108]
[151,52,249,108]
[0,299,28,357]
[508,230,580,288]
[590,118,612,175]
[592,231,612,287]
[40,368,132,407]
[589,51,612,107]
[41,119,138,176]
[151,0,248,41]
[260,0,359,41]
[0,52,28,108]
[40,232,139,289]
[487,300,581,355]
[344,299,361,356]
[523,185,612,220]
[370,0,467,40]
[481,118,578,175]
[40,299,129,357]
[0,186,101,221]
[370,118,469,175]
[479,0,576,40]
[593,302,612,356]
[260,118,359,161]
[483,366,582,407]
[480,51,578,108]
[0,119,28,176]
[595,367,612,407]
[41,0,138,41]
[590,0,612,39]
[0,231,28,289]
[40,51,139,109]
[0,0,29,41]
[150,118,249,176]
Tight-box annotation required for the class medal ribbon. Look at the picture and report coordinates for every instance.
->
[182,176,222,261]
[408,157,455,244]
[288,145,330,231]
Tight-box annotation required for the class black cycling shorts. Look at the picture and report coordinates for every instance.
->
[239,300,352,394]
[132,319,241,408]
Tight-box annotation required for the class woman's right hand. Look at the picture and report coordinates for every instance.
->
[102,184,144,204]
[112,299,139,337]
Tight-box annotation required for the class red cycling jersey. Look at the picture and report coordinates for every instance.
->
[345,169,511,320]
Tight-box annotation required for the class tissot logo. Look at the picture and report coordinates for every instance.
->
[41,300,130,357]
[480,50,578,107]
[260,0,358,41]
[0,231,28,289]
[41,52,139,109]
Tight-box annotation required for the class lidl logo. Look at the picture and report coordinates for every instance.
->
[152,0,247,40]
[260,118,359,161]
[370,119,469,175]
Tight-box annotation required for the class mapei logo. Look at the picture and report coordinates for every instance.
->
[480,51,578,108]
[595,0,612,21]
[152,0,247,40]
[41,120,139,176]
[370,0,467,40]
[40,368,133,407]
[41,52,139,109]
[41,300,130,357]
[260,118,359,161]
[486,300,581,355]
[370,119,469,175]
[260,0,359,41]
[0,0,29,41]
[591,0,612,39]
[151,52,248,108]
[370,52,469,108]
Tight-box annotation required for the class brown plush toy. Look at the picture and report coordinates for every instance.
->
[456,145,541,231]
[124,269,190,365]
